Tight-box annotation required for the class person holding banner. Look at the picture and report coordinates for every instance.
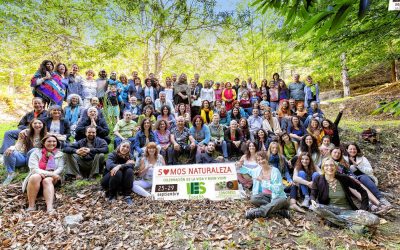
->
[196,141,224,163]
[238,151,290,220]
[169,116,197,164]
[132,142,165,197]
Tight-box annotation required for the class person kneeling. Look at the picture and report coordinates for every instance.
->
[23,135,64,213]
[63,126,109,179]
[196,141,224,163]
[101,141,135,204]
[310,158,379,234]
[239,151,290,219]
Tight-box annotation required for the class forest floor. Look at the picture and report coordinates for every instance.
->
[0,83,399,249]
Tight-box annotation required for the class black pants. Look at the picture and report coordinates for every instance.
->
[101,168,134,196]
[226,141,243,156]
[168,144,197,164]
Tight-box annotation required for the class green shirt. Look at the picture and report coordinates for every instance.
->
[114,120,137,138]
[329,183,351,210]
[283,142,296,160]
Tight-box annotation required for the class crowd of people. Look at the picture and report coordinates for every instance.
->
[0,60,391,232]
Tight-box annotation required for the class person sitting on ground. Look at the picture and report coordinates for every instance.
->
[248,108,263,141]
[239,118,251,146]
[262,108,282,136]
[63,126,109,179]
[137,105,157,128]
[196,141,225,163]
[43,105,71,148]
[113,110,138,152]
[321,104,345,147]
[292,152,321,208]
[304,101,324,127]
[208,114,228,160]
[157,105,176,129]
[154,91,174,115]
[75,106,110,144]
[169,116,197,164]
[287,116,306,143]
[189,115,211,160]
[139,96,155,113]
[101,140,135,204]
[297,135,323,167]
[23,135,64,213]
[254,129,270,152]
[279,132,298,168]
[344,143,391,208]
[295,102,308,123]
[154,120,173,165]
[200,100,214,125]
[224,120,244,157]
[319,135,335,158]
[240,151,289,220]
[133,118,159,158]
[306,118,324,145]
[277,99,292,131]
[2,119,47,186]
[0,97,47,156]
[64,94,83,137]
[133,142,165,197]
[79,97,104,121]
[226,107,242,125]
[236,141,258,190]
[124,96,141,122]
[310,158,379,233]
[267,142,293,186]
[239,91,252,117]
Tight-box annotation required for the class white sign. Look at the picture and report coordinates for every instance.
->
[389,0,400,10]
[151,163,241,200]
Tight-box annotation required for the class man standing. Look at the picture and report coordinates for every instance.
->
[0,97,47,155]
[66,64,83,99]
[96,69,108,107]
[169,116,197,164]
[64,126,109,179]
[288,74,306,106]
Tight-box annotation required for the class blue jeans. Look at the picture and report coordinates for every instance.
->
[0,129,21,154]
[4,151,27,173]
[215,140,228,158]
[298,171,320,196]
[356,175,382,199]
[270,101,279,112]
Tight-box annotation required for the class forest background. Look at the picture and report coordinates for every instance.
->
[0,0,399,95]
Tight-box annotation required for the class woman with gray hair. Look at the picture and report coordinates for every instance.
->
[75,106,110,144]
[64,94,83,137]
[43,105,71,148]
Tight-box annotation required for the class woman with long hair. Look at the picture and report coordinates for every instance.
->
[23,135,64,213]
[55,63,69,89]
[133,142,165,197]
[133,118,159,157]
[254,129,270,152]
[236,141,258,189]
[157,105,176,128]
[288,116,306,143]
[221,82,236,111]
[310,158,379,232]
[101,140,135,204]
[267,142,293,185]
[298,134,322,167]
[307,118,324,145]
[262,108,282,135]
[154,119,173,164]
[189,115,211,158]
[279,132,298,169]
[227,107,242,125]
[137,105,157,126]
[2,119,47,185]
[293,152,321,207]
[200,100,214,124]
[64,94,83,137]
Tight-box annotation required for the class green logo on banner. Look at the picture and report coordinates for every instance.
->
[186,182,206,194]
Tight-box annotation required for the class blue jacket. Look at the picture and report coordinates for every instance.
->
[18,110,48,130]
[128,80,143,101]
[43,117,71,141]
[134,130,159,155]
[63,137,108,161]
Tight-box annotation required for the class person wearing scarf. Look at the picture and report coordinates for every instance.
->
[64,94,83,137]
[304,76,320,108]
[23,135,64,213]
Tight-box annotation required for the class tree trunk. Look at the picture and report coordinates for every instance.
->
[341,52,350,97]
[396,59,400,82]
[142,39,150,77]
[8,70,15,95]
[392,58,400,82]
[154,30,162,79]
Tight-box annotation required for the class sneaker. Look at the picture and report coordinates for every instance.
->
[108,195,117,203]
[276,210,291,219]
[2,172,16,186]
[245,208,266,220]
[124,196,133,206]
[301,196,310,208]
[379,198,392,208]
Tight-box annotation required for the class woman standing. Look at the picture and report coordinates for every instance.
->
[310,158,379,233]
[133,142,165,197]
[241,151,289,219]
[23,135,64,213]
[2,119,47,185]
[101,141,135,204]
[221,82,236,111]
[200,80,215,104]
[82,69,98,108]
[55,63,69,90]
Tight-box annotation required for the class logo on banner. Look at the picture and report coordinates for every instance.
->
[389,0,400,10]
[187,182,206,194]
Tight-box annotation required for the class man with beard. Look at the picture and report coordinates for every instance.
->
[96,69,108,107]
[31,60,65,106]
[63,126,109,179]
[66,64,83,99]
[169,116,197,164]
[196,141,224,163]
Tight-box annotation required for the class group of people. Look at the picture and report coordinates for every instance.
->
[0,60,391,233]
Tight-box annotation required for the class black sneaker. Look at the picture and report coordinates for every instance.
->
[124,196,133,206]
[108,195,116,203]
[276,209,291,219]
[245,208,265,220]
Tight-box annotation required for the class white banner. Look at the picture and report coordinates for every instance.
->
[389,0,400,10]
[151,163,241,200]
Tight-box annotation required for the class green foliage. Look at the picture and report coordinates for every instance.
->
[372,101,400,117]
